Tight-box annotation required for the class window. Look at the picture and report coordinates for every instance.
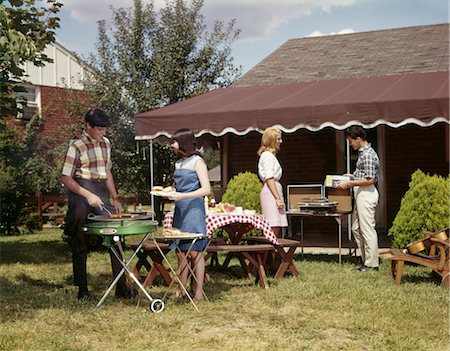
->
[14,86,40,121]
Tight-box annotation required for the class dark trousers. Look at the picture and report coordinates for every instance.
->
[65,179,126,292]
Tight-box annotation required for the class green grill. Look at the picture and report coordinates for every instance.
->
[83,218,158,247]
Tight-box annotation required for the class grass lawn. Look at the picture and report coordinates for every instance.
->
[0,228,448,351]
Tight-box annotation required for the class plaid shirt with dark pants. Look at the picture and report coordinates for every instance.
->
[64,179,126,292]
[62,133,126,293]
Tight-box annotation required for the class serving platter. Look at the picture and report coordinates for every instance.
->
[150,191,175,197]
[159,234,205,239]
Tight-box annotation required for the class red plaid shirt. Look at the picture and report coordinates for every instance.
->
[61,132,112,180]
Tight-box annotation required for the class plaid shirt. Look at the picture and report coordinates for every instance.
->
[353,143,379,182]
[61,132,112,180]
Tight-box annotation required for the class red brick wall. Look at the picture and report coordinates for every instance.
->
[39,85,90,143]
[3,86,89,146]
[384,123,449,227]
[226,128,337,189]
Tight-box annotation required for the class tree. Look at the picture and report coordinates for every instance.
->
[0,0,62,117]
[82,0,241,218]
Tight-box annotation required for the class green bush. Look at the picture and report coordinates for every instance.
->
[388,169,450,248]
[18,211,43,234]
[222,172,263,213]
[219,172,263,240]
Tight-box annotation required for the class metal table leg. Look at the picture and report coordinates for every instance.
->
[153,236,206,311]
[300,219,304,258]
[334,217,342,264]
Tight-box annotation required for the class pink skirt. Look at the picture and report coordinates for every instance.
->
[260,181,288,227]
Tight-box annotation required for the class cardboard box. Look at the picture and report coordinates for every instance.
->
[325,187,353,212]
[325,174,352,188]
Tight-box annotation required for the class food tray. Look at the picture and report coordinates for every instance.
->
[150,190,175,197]
[158,233,205,239]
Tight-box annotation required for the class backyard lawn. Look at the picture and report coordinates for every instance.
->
[0,228,448,351]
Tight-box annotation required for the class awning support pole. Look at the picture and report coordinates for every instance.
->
[149,140,154,221]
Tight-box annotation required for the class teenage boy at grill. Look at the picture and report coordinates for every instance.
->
[61,108,134,301]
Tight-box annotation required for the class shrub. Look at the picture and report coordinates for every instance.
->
[388,169,450,248]
[219,172,263,240]
[222,172,263,213]
[18,211,43,234]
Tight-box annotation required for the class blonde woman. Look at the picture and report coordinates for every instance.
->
[257,127,288,237]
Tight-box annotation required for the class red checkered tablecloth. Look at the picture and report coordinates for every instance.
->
[163,212,279,245]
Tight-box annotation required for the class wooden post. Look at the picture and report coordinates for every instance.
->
[36,191,42,217]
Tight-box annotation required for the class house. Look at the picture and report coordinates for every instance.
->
[135,23,449,241]
[14,42,91,218]
[14,41,90,143]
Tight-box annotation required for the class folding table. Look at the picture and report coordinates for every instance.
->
[286,210,352,264]
[150,232,209,311]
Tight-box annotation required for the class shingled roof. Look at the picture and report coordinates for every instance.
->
[233,23,449,87]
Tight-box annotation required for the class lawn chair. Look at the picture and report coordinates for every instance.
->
[380,228,449,287]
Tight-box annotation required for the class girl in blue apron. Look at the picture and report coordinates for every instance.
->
[168,129,211,301]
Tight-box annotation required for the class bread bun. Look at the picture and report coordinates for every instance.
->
[163,227,182,236]
[152,186,164,191]
[162,186,174,192]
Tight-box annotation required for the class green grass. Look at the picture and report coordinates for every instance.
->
[0,228,448,351]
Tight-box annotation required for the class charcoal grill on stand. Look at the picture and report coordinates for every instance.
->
[83,215,164,312]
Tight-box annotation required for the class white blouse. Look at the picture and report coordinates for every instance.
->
[258,151,282,182]
[175,154,202,171]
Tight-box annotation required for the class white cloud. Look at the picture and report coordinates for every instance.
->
[202,0,358,41]
[61,0,359,40]
[306,28,355,37]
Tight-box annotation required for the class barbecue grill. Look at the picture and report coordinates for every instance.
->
[83,215,164,312]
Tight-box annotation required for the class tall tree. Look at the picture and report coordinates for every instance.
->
[0,0,62,117]
[83,0,241,210]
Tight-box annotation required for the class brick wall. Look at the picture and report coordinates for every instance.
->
[39,85,90,143]
[384,123,449,227]
[226,128,337,189]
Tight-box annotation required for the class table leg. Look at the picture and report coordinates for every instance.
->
[274,246,300,279]
[241,251,269,289]
[300,219,304,258]
[154,238,205,311]
[335,217,342,264]
[143,250,172,287]
[133,251,152,278]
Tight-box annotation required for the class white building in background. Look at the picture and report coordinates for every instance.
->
[17,42,88,120]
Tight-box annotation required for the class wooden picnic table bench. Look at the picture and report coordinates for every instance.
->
[245,237,300,280]
[130,241,172,288]
[205,244,274,289]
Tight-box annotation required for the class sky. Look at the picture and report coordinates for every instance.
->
[55,0,448,74]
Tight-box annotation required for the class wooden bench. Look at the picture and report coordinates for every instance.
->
[245,237,300,279]
[381,228,449,287]
[205,244,274,289]
[129,241,172,288]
